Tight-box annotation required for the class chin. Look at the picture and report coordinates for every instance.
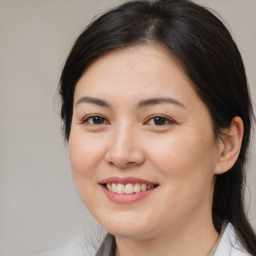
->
[97,213,155,239]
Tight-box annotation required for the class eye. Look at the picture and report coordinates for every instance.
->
[146,116,175,126]
[82,115,108,125]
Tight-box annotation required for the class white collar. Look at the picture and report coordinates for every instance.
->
[214,223,250,256]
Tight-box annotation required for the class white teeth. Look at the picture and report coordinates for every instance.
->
[141,184,147,192]
[112,183,117,193]
[106,183,155,194]
[125,183,134,194]
[106,183,112,192]
[134,183,141,193]
[116,183,125,194]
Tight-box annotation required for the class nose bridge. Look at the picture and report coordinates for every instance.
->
[105,120,144,168]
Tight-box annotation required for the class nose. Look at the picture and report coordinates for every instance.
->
[104,124,145,169]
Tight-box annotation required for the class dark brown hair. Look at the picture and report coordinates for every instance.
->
[59,0,256,253]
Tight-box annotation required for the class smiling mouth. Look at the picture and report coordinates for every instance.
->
[103,183,158,194]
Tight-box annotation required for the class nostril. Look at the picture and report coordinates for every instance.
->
[104,143,145,168]
[108,161,136,169]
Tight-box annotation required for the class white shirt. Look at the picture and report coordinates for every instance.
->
[214,223,251,256]
[37,223,251,256]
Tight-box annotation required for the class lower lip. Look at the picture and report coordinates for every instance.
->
[101,185,157,204]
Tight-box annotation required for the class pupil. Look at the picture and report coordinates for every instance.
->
[93,116,104,124]
[154,117,166,125]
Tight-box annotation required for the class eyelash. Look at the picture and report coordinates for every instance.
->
[81,115,176,126]
[81,115,109,125]
[145,115,176,126]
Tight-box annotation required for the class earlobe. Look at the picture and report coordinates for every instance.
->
[214,116,244,175]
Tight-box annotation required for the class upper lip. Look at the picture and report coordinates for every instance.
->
[99,176,158,185]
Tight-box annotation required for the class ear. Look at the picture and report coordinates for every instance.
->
[214,116,244,175]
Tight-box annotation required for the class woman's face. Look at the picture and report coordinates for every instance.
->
[69,45,221,239]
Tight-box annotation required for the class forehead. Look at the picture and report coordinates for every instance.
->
[74,44,197,105]
[83,44,180,74]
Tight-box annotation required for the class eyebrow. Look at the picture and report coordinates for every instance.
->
[137,97,185,108]
[75,96,185,109]
[76,96,111,107]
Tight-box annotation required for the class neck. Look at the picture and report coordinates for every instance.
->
[115,214,219,256]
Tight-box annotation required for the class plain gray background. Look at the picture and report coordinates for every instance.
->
[0,0,255,256]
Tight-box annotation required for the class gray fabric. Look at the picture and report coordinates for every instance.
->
[95,234,115,256]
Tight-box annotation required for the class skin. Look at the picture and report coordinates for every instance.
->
[69,44,243,256]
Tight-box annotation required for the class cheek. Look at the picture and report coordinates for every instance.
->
[147,133,216,221]
[148,130,216,184]
[68,132,105,178]
[68,132,106,208]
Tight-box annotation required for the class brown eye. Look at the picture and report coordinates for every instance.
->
[83,116,107,125]
[147,116,173,126]
[153,117,167,125]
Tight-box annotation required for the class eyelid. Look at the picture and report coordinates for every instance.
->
[80,114,177,126]
[81,114,109,125]
[144,115,177,126]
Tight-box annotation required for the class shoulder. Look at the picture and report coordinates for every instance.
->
[35,244,82,256]
[214,223,251,256]
[34,234,97,256]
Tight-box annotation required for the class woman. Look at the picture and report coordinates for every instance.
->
[59,0,256,255]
